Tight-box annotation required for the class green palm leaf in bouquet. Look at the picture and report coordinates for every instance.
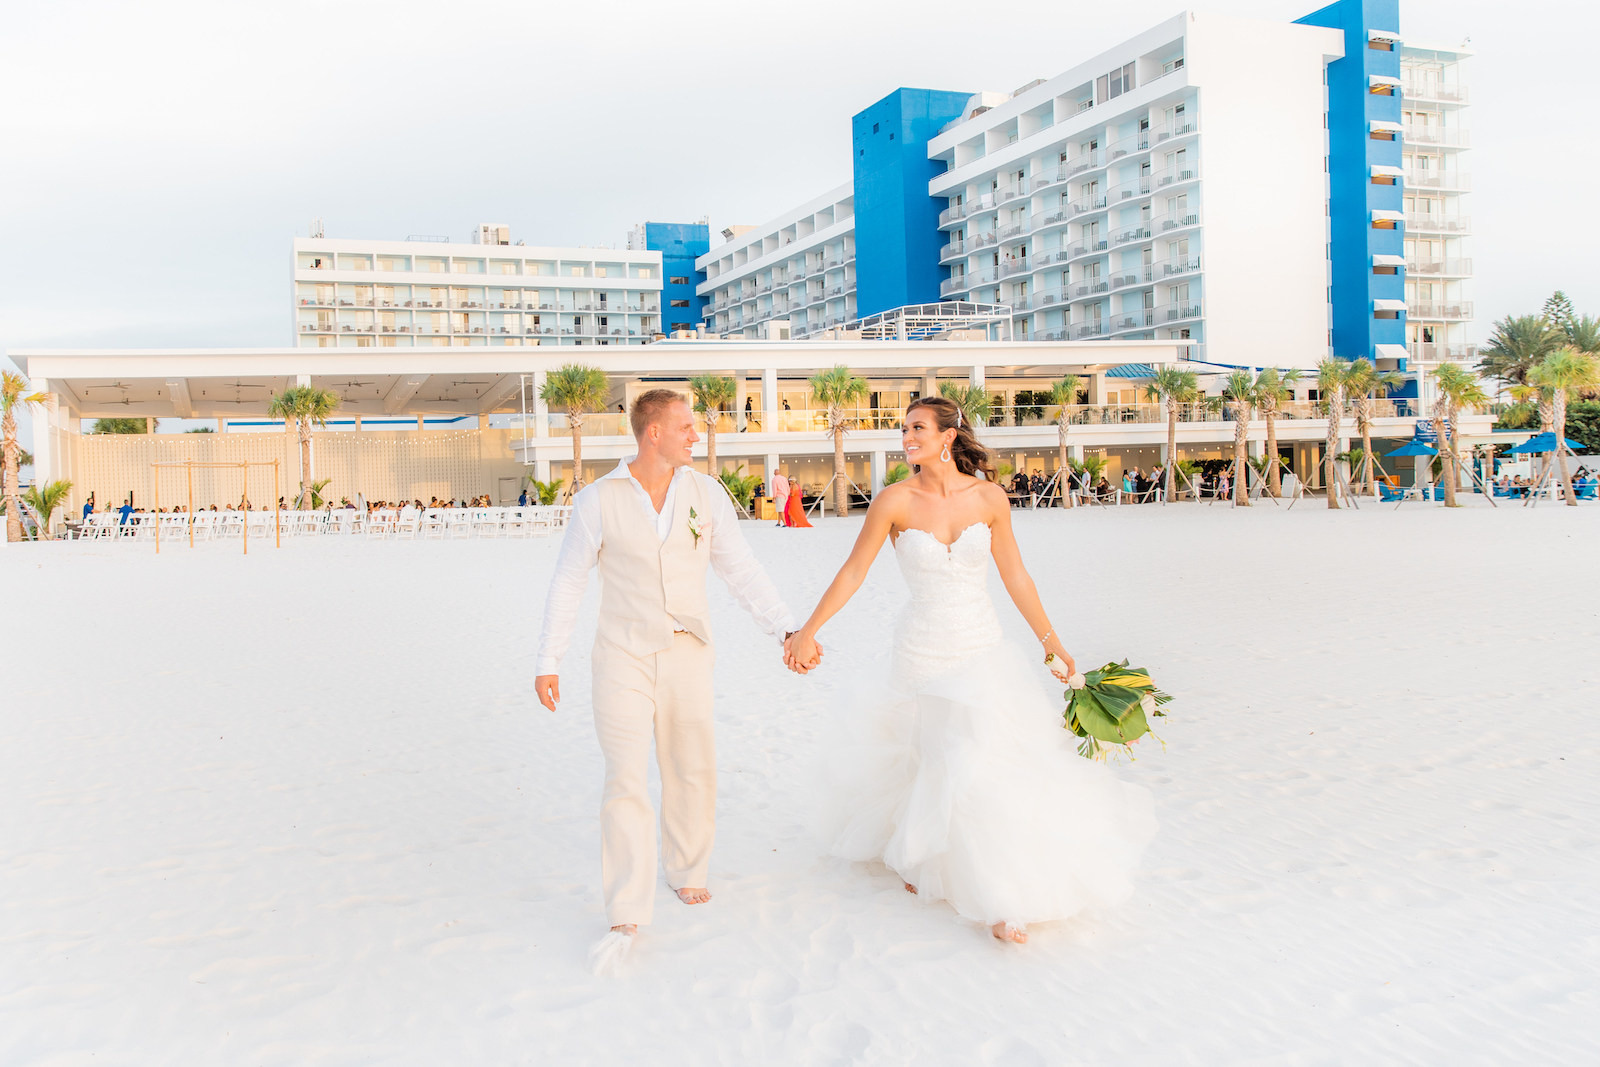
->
[1062,660,1172,760]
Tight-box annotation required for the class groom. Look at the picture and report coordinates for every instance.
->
[534,389,809,952]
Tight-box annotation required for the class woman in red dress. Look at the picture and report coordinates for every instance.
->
[783,480,813,527]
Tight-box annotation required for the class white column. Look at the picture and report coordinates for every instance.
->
[921,374,938,400]
[296,374,311,387]
[535,454,551,482]
[970,365,985,389]
[30,386,58,513]
[734,373,749,432]
[532,369,549,438]
[871,450,886,494]
[764,452,782,487]
[762,367,778,419]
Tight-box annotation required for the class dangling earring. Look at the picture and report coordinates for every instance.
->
[940,437,952,463]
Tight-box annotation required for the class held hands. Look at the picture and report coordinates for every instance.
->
[783,631,823,675]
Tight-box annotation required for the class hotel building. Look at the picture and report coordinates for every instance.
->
[697,185,857,340]
[293,229,666,348]
[699,0,1471,385]
[1399,42,1473,377]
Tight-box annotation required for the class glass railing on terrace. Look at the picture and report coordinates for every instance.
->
[1407,258,1472,275]
[1405,215,1471,233]
[1401,82,1468,103]
[1404,170,1470,190]
[1409,302,1473,320]
[1402,126,1469,147]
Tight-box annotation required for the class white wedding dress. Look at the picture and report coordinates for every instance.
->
[825,523,1158,927]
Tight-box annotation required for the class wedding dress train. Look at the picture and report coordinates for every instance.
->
[825,523,1158,928]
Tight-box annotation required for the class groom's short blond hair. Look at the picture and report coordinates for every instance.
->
[630,389,689,439]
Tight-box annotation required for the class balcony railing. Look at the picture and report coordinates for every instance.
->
[998,256,1032,278]
[1404,171,1470,190]
[1402,125,1470,147]
[1409,342,1477,362]
[997,179,1031,204]
[1070,195,1108,215]
[1157,168,1196,188]
[1402,81,1468,103]
[1032,208,1070,231]
[1409,302,1473,320]
[1406,215,1471,233]
[1112,270,1152,289]
[1070,281,1110,298]
[1159,257,1203,276]
[941,276,971,297]
[1067,151,1103,176]
[1156,212,1200,232]
[1407,258,1472,276]
[997,219,1031,240]
[1115,225,1152,245]
[1075,323,1108,339]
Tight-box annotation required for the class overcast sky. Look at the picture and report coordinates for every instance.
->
[0,0,1588,399]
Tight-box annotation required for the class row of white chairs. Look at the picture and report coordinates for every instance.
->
[75,506,573,542]
[364,506,573,539]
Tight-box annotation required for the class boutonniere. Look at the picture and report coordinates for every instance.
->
[687,506,704,547]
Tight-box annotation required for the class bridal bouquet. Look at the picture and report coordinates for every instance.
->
[1054,658,1172,760]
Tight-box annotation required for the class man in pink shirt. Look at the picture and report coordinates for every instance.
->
[771,468,789,527]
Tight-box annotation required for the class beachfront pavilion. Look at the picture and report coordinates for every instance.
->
[12,339,1494,521]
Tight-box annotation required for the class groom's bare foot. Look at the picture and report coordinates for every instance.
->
[903,881,917,895]
[610,923,636,935]
[992,922,1028,944]
[676,887,711,905]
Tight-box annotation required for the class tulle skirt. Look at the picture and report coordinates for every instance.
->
[823,641,1158,927]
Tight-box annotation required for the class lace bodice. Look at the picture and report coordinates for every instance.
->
[890,523,1004,690]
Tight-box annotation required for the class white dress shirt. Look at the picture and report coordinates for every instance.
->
[535,458,797,674]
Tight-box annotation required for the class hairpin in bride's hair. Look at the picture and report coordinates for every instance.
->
[954,406,962,428]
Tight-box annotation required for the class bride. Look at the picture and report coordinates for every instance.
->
[784,397,1157,943]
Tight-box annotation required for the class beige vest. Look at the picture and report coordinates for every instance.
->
[595,473,713,657]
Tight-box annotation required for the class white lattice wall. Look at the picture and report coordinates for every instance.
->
[68,430,498,510]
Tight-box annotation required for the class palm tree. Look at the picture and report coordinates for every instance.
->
[3,370,49,543]
[1074,453,1110,500]
[1143,367,1200,502]
[1316,359,1355,509]
[937,380,994,428]
[1429,363,1488,507]
[1252,367,1303,498]
[1046,376,1083,507]
[21,479,73,539]
[1529,348,1600,505]
[539,364,610,498]
[1476,315,1562,388]
[1343,359,1404,495]
[1565,314,1600,356]
[265,385,341,509]
[1219,370,1258,506]
[687,374,736,479]
[810,365,869,516]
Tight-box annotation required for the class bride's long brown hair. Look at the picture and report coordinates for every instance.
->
[904,397,995,481]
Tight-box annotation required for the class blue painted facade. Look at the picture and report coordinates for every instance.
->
[1296,0,1405,366]
[851,88,972,318]
[645,221,710,332]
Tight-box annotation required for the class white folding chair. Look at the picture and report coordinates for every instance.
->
[421,509,446,539]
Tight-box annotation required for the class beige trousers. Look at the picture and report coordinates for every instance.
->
[591,631,716,927]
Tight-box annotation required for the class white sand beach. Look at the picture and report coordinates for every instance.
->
[2,500,1596,1065]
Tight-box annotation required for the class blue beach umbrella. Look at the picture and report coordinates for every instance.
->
[1508,432,1585,454]
[1385,440,1438,457]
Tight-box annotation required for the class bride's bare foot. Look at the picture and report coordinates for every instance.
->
[903,881,917,895]
[676,887,711,905]
[992,922,1028,944]
[610,923,637,935]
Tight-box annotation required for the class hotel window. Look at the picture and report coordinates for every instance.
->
[1162,57,1184,75]
[670,299,690,307]
[669,276,690,285]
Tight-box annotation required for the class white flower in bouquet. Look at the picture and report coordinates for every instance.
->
[1139,692,1156,714]
[1069,672,1087,690]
